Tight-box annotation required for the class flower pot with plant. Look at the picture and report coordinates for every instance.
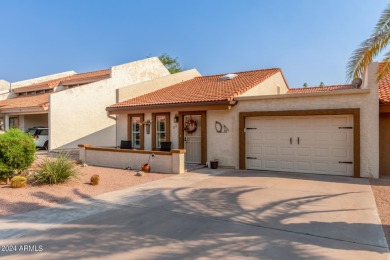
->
[141,153,155,173]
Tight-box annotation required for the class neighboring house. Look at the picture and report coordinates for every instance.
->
[105,63,379,178]
[378,63,390,176]
[0,57,172,149]
[0,71,76,133]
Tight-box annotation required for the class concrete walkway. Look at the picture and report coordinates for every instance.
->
[0,169,388,259]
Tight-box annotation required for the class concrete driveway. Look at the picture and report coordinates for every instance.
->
[0,169,388,259]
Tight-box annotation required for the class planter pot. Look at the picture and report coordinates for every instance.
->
[141,164,151,173]
[210,161,218,169]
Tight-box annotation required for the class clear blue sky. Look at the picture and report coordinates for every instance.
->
[0,1,388,88]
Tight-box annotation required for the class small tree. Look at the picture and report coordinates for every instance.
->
[158,53,183,74]
[0,129,36,181]
[319,82,325,86]
[303,83,308,88]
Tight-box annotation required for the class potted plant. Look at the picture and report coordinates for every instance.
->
[141,153,155,173]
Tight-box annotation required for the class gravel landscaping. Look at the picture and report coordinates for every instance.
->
[370,176,390,247]
[0,164,174,217]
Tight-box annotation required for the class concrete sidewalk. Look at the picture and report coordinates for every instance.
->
[0,169,388,259]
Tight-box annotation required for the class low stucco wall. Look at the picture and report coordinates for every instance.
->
[79,146,185,174]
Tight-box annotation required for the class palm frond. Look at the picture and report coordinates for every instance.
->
[346,32,390,81]
[378,50,390,80]
[374,4,390,36]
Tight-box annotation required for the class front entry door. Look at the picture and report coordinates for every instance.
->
[184,115,202,163]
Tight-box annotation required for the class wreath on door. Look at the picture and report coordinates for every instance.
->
[184,119,197,134]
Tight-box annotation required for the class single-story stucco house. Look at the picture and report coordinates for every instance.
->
[0,57,180,150]
[78,62,383,178]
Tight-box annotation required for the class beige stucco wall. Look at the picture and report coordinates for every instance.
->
[117,69,201,102]
[0,80,9,91]
[207,63,379,178]
[238,72,289,97]
[0,80,10,101]
[49,58,170,150]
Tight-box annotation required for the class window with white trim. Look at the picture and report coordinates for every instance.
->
[156,115,167,148]
[131,117,141,149]
[0,117,4,131]
[9,117,19,129]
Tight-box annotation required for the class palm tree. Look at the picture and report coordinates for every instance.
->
[346,4,390,81]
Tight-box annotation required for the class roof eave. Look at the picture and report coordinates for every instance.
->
[106,100,235,112]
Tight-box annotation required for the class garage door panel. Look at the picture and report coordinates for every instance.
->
[313,148,329,158]
[296,161,311,172]
[280,147,294,156]
[280,160,294,171]
[331,147,350,158]
[332,132,350,142]
[278,132,292,144]
[248,146,262,155]
[263,132,279,143]
[295,118,312,128]
[332,116,351,127]
[312,132,330,142]
[312,161,329,173]
[259,118,279,129]
[329,163,350,175]
[296,147,311,157]
[247,159,262,168]
[311,117,331,128]
[248,131,262,141]
[246,115,354,176]
[264,159,278,170]
[278,118,295,127]
[264,146,278,156]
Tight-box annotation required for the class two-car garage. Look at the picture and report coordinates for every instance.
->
[240,110,360,177]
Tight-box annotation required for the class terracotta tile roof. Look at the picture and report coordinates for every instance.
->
[0,93,49,110]
[13,69,110,94]
[378,63,390,104]
[287,84,354,94]
[108,68,281,109]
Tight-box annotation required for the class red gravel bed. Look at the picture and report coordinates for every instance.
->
[370,176,390,247]
[0,165,174,217]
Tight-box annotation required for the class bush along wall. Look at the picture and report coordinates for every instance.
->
[0,129,36,182]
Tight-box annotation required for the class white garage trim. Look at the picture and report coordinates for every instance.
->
[239,109,361,177]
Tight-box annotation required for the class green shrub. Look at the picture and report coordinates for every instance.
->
[0,129,36,179]
[35,153,78,184]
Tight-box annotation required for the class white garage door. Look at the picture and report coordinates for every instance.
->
[245,115,354,176]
